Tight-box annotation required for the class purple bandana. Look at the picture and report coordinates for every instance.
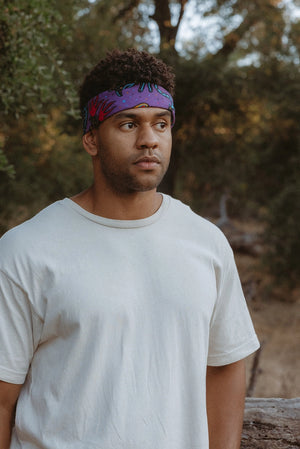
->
[82,82,175,134]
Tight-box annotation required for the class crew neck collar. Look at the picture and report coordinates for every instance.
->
[61,194,170,229]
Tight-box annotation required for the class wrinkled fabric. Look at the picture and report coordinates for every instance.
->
[0,194,259,449]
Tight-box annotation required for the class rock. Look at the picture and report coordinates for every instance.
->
[241,398,300,448]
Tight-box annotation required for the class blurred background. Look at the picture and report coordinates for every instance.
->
[0,0,299,397]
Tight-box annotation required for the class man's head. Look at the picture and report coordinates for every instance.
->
[80,48,175,112]
[79,48,175,134]
[80,49,175,194]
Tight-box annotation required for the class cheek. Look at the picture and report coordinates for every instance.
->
[98,139,133,170]
[107,132,134,153]
[162,135,172,157]
[99,131,128,155]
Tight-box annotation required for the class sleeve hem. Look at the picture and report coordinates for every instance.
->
[0,366,26,384]
[207,336,260,366]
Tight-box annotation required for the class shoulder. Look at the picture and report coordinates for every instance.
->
[0,200,68,270]
[1,200,65,242]
[165,195,232,256]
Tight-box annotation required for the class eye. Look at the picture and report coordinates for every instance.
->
[155,121,168,131]
[120,122,136,130]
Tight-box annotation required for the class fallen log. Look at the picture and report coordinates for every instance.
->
[241,398,300,448]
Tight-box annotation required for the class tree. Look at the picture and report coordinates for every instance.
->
[114,0,188,59]
[0,0,83,173]
[108,0,295,195]
[1,0,299,285]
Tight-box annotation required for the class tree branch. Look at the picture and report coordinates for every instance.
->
[214,1,281,60]
[151,0,187,55]
[174,0,188,34]
[214,13,260,59]
[112,0,140,24]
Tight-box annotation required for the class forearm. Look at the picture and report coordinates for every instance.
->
[0,380,22,449]
[0,407,14,449]
[206,360,246,449]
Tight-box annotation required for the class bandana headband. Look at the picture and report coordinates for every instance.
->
[82,82,175,135]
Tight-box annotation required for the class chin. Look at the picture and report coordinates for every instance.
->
[129,174,166,192]
[106,169,167,194]
[133,184,159,192]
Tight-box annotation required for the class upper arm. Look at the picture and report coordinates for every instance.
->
[0,381,23,448]
[206,361,246,449]
[0,269,40,384]
[207,241,260,366]
[0,380,23,414]
[206,360,246,401]
[207,359,246,384]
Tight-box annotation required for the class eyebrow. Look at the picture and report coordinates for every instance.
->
[113,110,171,121]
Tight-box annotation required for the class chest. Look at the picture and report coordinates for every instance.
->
[39,232,217,339]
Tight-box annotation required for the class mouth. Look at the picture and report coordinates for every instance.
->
[133,156,160,170]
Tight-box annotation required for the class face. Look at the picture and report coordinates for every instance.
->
[89,107,172,194]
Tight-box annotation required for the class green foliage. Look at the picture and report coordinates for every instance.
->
[0,111,92,232]
[0,0,83,176]
[264,179,300,286]
[172,55,300,209]
[63,0,154,86]
[0,0,82,118]
[0,148,15,179]
[0,0,299,287]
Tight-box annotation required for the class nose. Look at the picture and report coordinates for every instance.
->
[136,124,159,150]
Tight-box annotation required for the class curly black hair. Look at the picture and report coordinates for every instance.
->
[79,48,175,112]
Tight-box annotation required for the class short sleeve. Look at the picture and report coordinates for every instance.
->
[0,270,42,384]
[207,247,260,366]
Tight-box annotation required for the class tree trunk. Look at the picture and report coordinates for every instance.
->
[151,0,188,58]
[241,398,300,448]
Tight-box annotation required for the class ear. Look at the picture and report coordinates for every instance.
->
[82,130,98,156]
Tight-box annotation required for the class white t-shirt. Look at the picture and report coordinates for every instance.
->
[0,194,259,449]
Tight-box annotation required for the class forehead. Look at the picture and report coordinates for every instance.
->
[110,107,172,122]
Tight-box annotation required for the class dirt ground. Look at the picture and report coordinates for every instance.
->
[217,217,300,399]
[235,252,300,399]
[245,297,300,398]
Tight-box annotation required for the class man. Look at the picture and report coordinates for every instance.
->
[0,49,259,449]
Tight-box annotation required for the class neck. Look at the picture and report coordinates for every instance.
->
[71,185,163,220]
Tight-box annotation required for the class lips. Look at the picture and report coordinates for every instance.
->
[134,156,160,169]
